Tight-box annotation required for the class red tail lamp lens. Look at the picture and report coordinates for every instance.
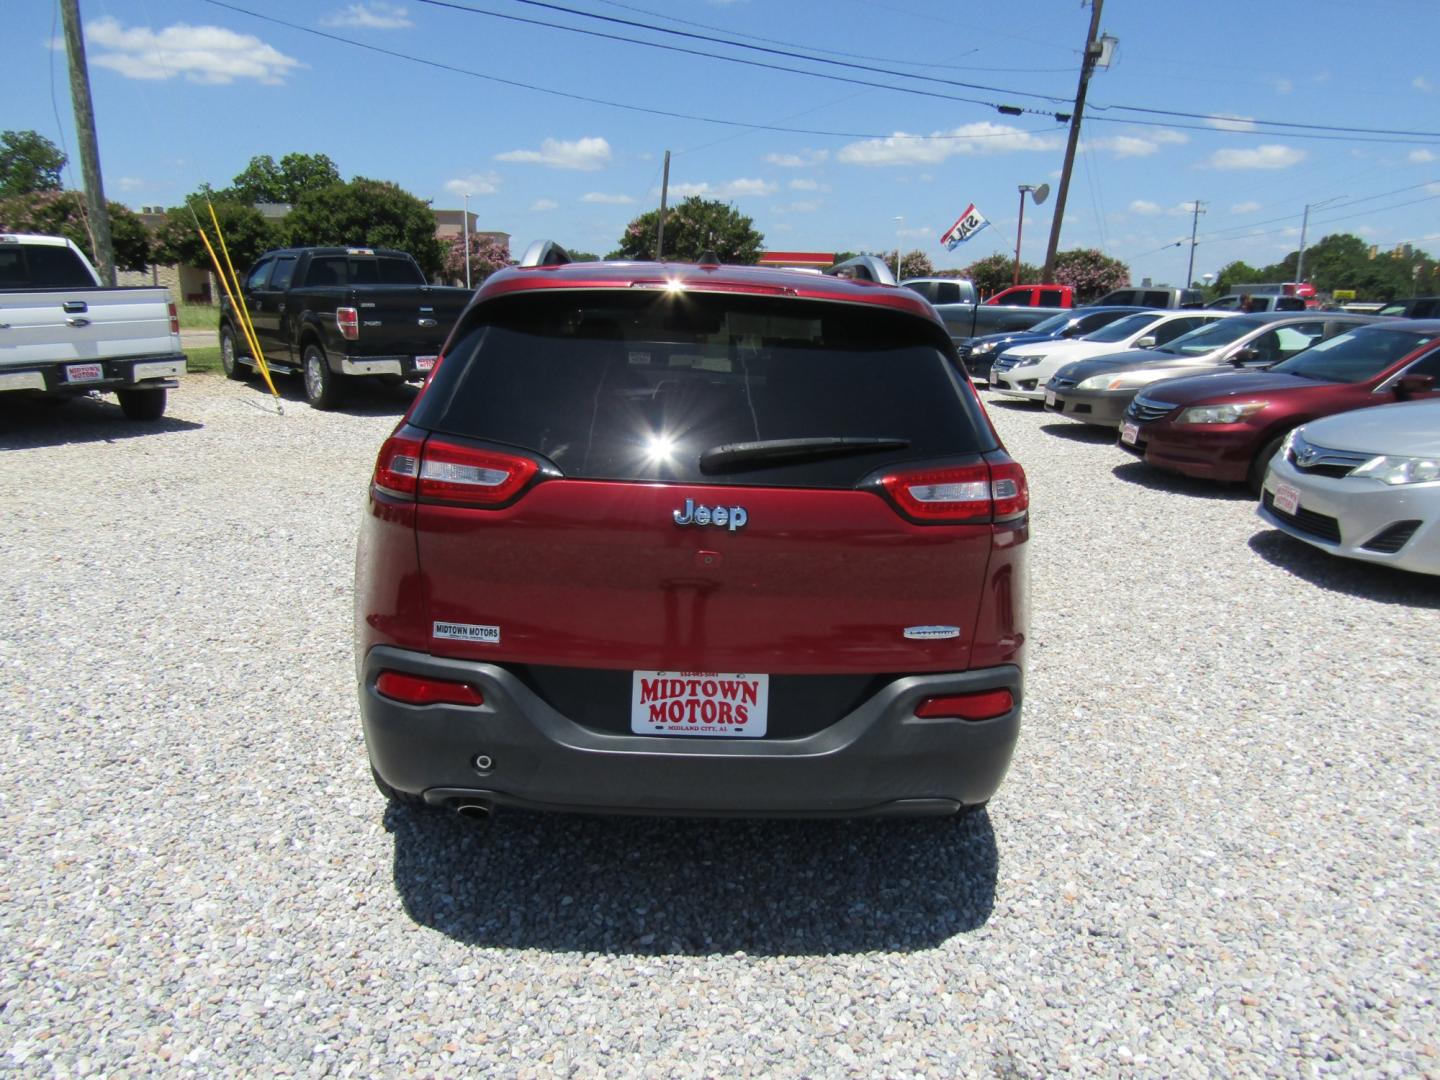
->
[167,302,180,336]
[376,671,484,707]
[373,434,423,498]
[337,307,359,340]
[990,461,1029,520]
[914,689,1014,721]
[419,440,538,506]
[882,464,992,522]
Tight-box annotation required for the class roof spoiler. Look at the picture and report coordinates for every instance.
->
[519,240,573,268]
[823,255,897,286]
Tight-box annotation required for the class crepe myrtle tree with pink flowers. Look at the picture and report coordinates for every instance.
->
[1049,249,1131,303]
[444,232,513,286]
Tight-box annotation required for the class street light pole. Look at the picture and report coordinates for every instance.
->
[463,193,472,290]
[1014,185,1033,287]
[894,216,904,279]
[1294,196,1343,284]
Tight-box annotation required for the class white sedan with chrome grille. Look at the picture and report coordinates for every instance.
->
[1257,398,1440,575]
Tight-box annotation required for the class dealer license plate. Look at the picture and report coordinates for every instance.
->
[631,671,769,738]
[1273,482,1301,516]
[1120,421,1139,445]
[415,355,437,372]
[65,363,103,383]
[1044,389,1056,407]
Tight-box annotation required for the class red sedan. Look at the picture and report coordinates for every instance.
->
[1118,320,1440,490]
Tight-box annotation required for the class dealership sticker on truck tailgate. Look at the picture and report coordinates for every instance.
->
[631,671,769,737]
[65,363,103,382]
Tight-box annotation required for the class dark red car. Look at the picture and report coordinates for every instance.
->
[354,250,1029,819]
[1118,320,1440,490]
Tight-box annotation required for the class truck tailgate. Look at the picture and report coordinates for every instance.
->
[348,286,469,356]
[0,287,180,367]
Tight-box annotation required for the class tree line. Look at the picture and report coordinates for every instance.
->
[2,129,1432,300]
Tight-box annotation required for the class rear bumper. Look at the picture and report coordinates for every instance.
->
[0,354,185,394]
[360,646,1022,817]
[336,354,438,379]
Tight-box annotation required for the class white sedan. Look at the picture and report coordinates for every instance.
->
[988,308,1234,401]
[1258,398,1440,576]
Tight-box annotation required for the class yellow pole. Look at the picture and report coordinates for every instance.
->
[196,224,282,406]
[206,202,276,392]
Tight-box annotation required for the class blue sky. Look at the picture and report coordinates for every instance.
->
[10,0,1440,285]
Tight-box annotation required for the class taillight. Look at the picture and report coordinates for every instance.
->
[419,440,538,506]
[167,302,179,336]
[914,689,1013,721]
[880,460,1028,524]
[337,307,359,340]
[373,433,422,498]
[376,671,484,707]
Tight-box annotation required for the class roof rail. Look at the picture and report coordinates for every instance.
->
[823,255,896,286]
[518,240,573,268]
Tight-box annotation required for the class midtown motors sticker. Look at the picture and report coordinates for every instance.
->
[433,621,500,644]
[631,671,769,738]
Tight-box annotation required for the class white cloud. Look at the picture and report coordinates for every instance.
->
[496,137,612,171]
[1410,149,1437,163]
[1206,114,1257,133]
[117,177,146,192]
[81,16,302,84]
[1206,144,1306,170]
[669,178,777,198]
[1230,200,1262,214]
[1415,75,1434,92]
[442,172,501,196]
[764,150,829,168]
[1086,130,1188,158]
[788,179,819,191]
[1129,200,1161,215]
[530,199,558,211]
[581,192,636,205]
[1272,77,1294,94]
[322,3,412,29]
[837,123,1061,166]
[1427,182,1440,195]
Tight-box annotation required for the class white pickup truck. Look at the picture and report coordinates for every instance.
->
[0,233,185,420]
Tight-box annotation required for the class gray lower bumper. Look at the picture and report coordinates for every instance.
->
[360,646,1022,818]
[1046,390,1131,426]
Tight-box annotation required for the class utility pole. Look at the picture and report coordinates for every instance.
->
[61,0,115,285]
[463,192,471,290]
[1042,0,1105,281]
[655,150,671,260]
[1186,200,1206,287]
[1294,195,1344,283]
[894,216,904,279]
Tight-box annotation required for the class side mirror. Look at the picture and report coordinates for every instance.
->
[1229,347,1262,366]
[1395,373,1437,399]
[1134,335,1157,349]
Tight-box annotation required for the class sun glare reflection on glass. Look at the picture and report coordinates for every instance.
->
[642,432,677,464]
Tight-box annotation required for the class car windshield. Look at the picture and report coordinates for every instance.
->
[414,291,992,486]
[1082,312,1158,343]
[1269,326,1436,382]
[1028,312,1073,334]
[1154,315,1266,356]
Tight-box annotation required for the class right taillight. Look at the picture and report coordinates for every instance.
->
[373,433,422,498]
[419,439,539,507]
[337,307,359,340]
[880,459,1028,524]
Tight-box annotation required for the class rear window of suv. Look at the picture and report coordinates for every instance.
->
[413,290,993,487]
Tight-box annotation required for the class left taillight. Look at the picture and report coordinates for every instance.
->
[418,439,539,507]
[373,433,423,498]
[167,302,179,336]
[880,458,1028,524]
[337,307,359,340]
[376,671,484,707]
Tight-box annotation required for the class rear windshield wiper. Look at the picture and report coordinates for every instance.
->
[699,436,910,474]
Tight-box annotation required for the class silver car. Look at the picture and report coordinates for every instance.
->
[1258,399,1440,576]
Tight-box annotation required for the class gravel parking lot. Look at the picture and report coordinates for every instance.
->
[2,373,1437,1078]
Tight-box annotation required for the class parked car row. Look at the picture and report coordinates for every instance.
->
[980,316,1440,576]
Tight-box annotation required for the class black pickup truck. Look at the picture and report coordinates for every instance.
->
[218,246,470,408]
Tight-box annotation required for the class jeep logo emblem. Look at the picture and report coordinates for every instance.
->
[673,498,748,531]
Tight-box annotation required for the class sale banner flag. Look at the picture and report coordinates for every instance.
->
[941,204,991,250]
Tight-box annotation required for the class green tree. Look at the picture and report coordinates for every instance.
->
[227,152,341,204]
[0,130,67,197]
[283,177,444,277]
[611,196,764,264]
[883,249,933,279]
[964,252,1035,296]
[1214,260,1264,296]
[0,190,150,270]
[154,194,275,274]
[1050,248,1130,302]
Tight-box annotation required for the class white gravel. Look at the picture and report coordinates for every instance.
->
[1,375,1436,1078]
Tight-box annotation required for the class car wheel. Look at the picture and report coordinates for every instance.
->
[116,387,167,421]
[302,343,343,410]
[220,325,249,381]
[1248,432,1288,494]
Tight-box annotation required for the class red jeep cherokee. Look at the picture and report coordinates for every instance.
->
[354,249,1029,818]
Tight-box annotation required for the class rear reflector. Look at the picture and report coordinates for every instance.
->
[376,671,484,707]
[914,689,1013,721]
[337,307,359,340]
